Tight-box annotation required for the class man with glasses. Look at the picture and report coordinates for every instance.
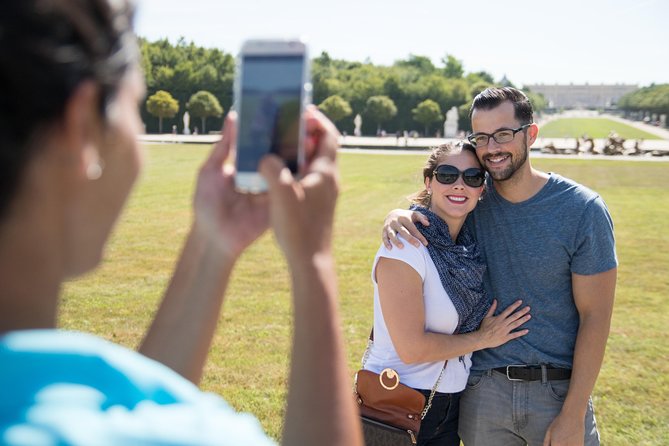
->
[382,87,617,445]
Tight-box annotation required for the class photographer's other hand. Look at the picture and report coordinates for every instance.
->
[259,107,362,446]
[259,106,339,262]
[193,112,269,259]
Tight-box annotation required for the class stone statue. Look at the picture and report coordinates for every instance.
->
[603,131,625,155]
[353,114,362,137]
[183,111,191,135]
[443,106,458,138]
[582,137,595,154]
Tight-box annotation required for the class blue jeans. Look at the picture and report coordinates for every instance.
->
[458,369,600,446]
[416,390,461,446]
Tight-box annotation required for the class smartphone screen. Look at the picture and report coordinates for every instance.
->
[236,54,305,174]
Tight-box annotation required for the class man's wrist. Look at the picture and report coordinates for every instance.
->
[560,396,589,420]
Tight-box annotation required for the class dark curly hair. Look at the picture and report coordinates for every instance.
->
[0,0,139,220]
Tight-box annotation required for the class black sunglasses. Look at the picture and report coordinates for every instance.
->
[433,164,486,188]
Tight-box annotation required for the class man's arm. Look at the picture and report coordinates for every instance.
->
[381,209,429,249]
[543,267,617,446]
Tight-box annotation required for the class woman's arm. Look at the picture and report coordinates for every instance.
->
[377,257,530,364]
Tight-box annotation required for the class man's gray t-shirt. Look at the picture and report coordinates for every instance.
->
[467,173,617,371]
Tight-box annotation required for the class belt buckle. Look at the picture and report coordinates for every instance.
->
[506,364,526,381]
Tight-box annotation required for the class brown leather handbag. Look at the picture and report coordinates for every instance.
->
[353,333,447,445]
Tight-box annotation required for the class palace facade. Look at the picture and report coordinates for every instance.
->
[525,84,638,109]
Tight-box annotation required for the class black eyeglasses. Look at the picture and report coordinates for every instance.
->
[467,124,531,148]
[433,164,486,188]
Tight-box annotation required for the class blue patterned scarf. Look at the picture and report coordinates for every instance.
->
[410,205,490,333]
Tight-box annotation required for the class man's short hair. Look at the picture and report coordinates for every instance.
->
[469,87,533,125]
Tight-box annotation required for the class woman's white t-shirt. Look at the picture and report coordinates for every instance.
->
[363,236,472,393]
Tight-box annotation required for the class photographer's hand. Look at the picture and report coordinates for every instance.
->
[260,106,338,262]
[260,107,362,446]
[192,111,269,257]
[140,112,269,383]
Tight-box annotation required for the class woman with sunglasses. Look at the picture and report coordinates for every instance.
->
[362,142,531,445]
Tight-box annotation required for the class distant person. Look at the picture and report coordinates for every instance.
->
[0,1,361,445]
[365,142,530,445]
[382,87,617,445]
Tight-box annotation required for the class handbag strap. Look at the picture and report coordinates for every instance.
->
[360,328,448,421]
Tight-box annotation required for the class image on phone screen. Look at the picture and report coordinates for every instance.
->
[237,55,305,174]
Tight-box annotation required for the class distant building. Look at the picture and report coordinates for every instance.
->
[524,84,638,109]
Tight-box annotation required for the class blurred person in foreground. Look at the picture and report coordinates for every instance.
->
[0,1,362,445]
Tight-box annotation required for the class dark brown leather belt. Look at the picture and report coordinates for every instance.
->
[493,365,572,381]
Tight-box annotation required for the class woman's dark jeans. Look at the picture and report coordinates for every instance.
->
[416,390,461,446]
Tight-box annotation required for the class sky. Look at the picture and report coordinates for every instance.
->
[135,0,668,87]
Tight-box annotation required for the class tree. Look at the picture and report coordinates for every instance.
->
[418,76,470,113]
[499,75,515,88]
[318,95,352,126]
[364,96,397,134]
[525,91,548,114]
[140,38,235,132]
[153,66,175,89]
[618,84,669,125]
[442,54,464,79]
[412,99,443,136]
[146,90,179,133]
[395,55,436,74]
[458,103,472,133]
[383,74,414,133]
[314,51,332,67]
[467,70,495,84]
[469,80,492,99]
[186,90,223,133]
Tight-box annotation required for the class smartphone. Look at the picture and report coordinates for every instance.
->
[233,39,311,193]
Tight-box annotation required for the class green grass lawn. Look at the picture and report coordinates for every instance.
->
[61,144,669,445]
[540,118,661,140]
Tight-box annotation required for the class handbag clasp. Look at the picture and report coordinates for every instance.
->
[379,368,400,390]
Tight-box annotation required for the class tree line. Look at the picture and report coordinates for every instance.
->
[618,84,669,125]
[140,38,552,135]
[141,37,233,134]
